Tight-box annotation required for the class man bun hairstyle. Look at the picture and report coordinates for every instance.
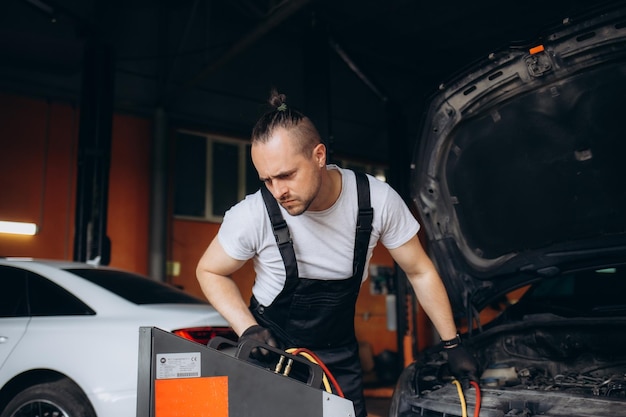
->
[251,88,322,156]
[269,90,289,112]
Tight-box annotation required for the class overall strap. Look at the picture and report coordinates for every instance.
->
[260,186,299,284]
[353,171,373,279]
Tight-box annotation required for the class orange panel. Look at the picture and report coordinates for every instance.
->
[107,113,152,274]
[0,95,78,259]
[0,93,47,223]
[0,93,155,272]
[155,376,229,417]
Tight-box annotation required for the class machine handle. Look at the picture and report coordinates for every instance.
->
[207,336,324,389]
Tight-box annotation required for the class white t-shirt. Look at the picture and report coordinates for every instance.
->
[218,165,420,306]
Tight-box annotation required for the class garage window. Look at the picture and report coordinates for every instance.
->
[173,131,389,221]
[174,131,259,221]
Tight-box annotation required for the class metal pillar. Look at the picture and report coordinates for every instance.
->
[149,108,168,282]
[73,41,115,265]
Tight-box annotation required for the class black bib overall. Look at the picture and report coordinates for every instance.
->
[250,172,373,417]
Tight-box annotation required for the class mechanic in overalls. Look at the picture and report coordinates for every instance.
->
[196,89,477,417]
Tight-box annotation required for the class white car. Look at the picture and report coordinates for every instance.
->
[0,258,236,417]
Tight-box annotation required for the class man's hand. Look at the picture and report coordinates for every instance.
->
[239,325,278,361]
[446,344,479,385]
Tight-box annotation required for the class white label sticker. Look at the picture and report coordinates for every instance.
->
[156,352,201,379]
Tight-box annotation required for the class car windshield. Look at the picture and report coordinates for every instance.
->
[66,268,208,305]
[514,266,626,317]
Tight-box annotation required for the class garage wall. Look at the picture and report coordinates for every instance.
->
[0,92,151,274]
[107,112,152,273]
[0,94,77,260]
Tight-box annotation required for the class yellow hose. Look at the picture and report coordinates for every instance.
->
[285,348,333,393]
[452,380,468,417]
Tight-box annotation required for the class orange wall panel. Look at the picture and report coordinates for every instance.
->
[169,219,220,296]
[355,245,398,354]
[107,114,152,274]
[0,94,78,259]
[168,219,257,303]
[0,94,48,224]
[0,93,152,275]
[37,102,78,259]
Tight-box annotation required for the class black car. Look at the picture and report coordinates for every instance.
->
[391,3,626,416]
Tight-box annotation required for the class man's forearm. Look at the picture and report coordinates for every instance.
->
[389,236,459,341]
[408,271,458,341]
[197,271,257,335]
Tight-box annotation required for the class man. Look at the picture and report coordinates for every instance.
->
[196,90,478,417]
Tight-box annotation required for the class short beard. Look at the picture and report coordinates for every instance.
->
[281,198,311,216]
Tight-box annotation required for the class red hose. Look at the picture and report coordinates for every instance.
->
[290,347,345,398]
[469,380,481,417]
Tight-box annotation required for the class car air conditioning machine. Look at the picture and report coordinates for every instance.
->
[136,327,355,417]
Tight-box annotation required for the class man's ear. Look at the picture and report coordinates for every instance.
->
[313,143,326,167]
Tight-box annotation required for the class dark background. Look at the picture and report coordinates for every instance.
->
[1,0,620,166]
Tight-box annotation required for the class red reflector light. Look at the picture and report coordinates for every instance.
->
[173,327,237,345]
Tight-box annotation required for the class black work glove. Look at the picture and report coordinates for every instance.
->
[239,325,278,361]
[445,344,479,386]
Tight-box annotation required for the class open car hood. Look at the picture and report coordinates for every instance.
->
[412,4,626,318]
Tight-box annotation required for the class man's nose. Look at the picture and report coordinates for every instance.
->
[270,180,288,199]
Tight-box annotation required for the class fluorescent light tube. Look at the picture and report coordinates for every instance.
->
[0,221,38,236]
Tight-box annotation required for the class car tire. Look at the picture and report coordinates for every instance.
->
[0,378,96,417]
